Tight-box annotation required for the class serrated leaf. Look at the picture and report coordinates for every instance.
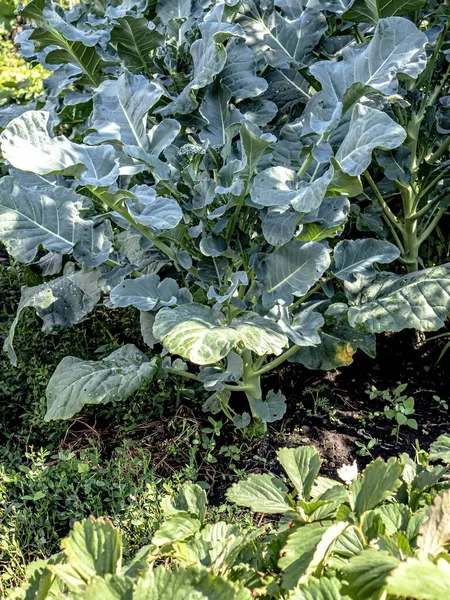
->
[80,574,134,600]
[348,265,450,333]
[45,345,158,420]
[342,548,399,600]
[280,521,349,589]
[352,458,402,517]
[152,514,201,546]
[277,447,321,499]
[162,482,207,523]
[226,473,294,513]
[61,517,122,580]
[290,576,350,600]
[333,239,400,281]
[417,489,450,558]
[386,558,450,600]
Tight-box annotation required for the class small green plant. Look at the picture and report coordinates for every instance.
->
[11,434,450,600]
[355,437,379,459]
[298,384,338,421]
[367,384,418,443]
[432,394,449,411]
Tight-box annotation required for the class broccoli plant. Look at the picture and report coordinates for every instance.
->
[1,0,450,427]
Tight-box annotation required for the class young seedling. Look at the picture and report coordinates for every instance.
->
[368,384,418,444]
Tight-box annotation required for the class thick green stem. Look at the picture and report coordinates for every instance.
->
[241,350,262,418]
[428,135,450,165]
[254,344,302,377]
[404,219,419,272]
[364,172,403,232]
[418,209,445,246]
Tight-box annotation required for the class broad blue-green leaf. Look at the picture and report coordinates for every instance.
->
[386,558,450,600]
[156,0,191,24]
[310,17,428,107]
[280,522,349,589]
[240,122,274,184]
[262,206,299,246]
[262,68,310,111]
[110,16,164,75]
[4,270,101,366]
[199,352,244,391]
[221,39,268,100]
[348,265,450,333]
[20,0,108,79]
[0,176,109,264]
[146,119,181,157]
[153,304,288,365]
[277,446,321,498]
[85,71,163,147]
[302,197,350,228]
[0,111,119,186]
[243,99,278,126]
[290,322,376,370]
[252,166,333,212]
[207,272,248,303]
[0,103,32,128]
[125,185,182,230]
[199,235,229,257]
[110,275,190,311]
[45,345,158,420]
[253,390,287,423]
[199,81,243,146]
[238,4,327,69]
[333,239,400,281]
[343,0,426,26]
[226,473,294,513]
[274,304,324,346]
[257,241,330,308]
[336,105,406,176]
